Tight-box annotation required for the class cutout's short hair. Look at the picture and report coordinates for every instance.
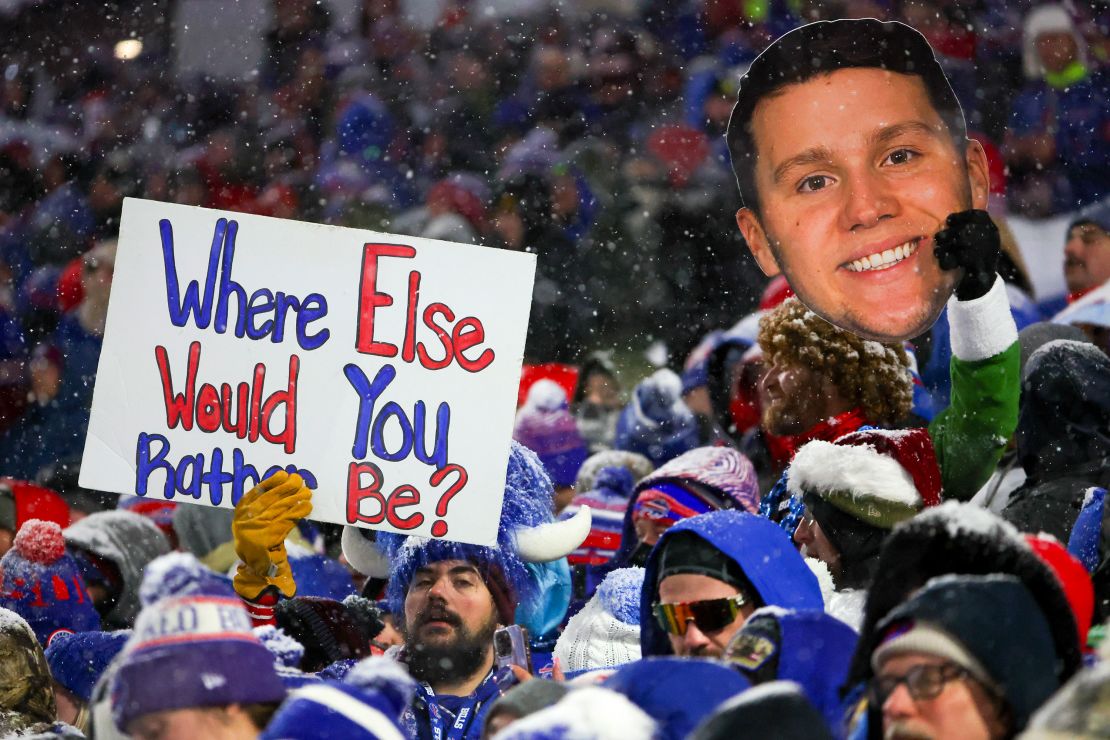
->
[726,19,968,214]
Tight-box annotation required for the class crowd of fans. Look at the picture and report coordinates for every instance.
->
[0,0,1109,739]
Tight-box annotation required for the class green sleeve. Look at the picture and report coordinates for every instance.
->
[928,342,1020,501]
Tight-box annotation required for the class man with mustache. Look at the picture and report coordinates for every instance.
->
[230,443,589,740]
[1054,209,1110,354]
[338,442,589,740]
[639,510,823,659]
[401,559,512,700]
[1063,216,1110,299]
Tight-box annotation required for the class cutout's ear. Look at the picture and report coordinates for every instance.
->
[965,139,991,210]
[736,208,782,278]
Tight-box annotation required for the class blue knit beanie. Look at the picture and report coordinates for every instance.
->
[110,553,286,731]
[0,519,100,644]
[289,546,358,601]
[45,629,130,702]
[614,370,701,467]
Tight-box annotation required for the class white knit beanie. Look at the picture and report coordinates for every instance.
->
[554,568,643,674]
[1022,5,1087,79]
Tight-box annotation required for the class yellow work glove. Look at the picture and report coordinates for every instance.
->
[232,471,313,600]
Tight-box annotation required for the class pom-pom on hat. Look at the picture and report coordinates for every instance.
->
[0,519,100,644]
[1024,534,1094,651]
[614,369,701,467]
[110,553,286,732]
[513,380,590,488]
[555,568,644,675]
[45,629,130,703]
[254,625,318,690]
[787,428,942,529]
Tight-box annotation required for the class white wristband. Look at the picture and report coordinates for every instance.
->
[947,275,1018,362]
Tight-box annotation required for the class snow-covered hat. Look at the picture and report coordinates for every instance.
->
[111,553,286,731]
[494,686,657,740]
[555,568,643,675]
[613,369,701,467]
[0,606,57,733]
[1022,4,1087,79]
[575,450,654,493]
[0,519,100,644]
[261,657,416,740]
[514,380,590,488]
[45,629,129,703]
[254,624,318,689]
[846,502,1084,690]
[787,428,942,529]
[341,442,591,623]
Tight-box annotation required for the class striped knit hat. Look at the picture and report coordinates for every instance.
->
[632,446,760,526]
[111,554,285,731]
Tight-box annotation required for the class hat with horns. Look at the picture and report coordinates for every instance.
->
[342,442,591,619]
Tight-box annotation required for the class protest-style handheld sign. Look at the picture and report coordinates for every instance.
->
[80,198,536,546]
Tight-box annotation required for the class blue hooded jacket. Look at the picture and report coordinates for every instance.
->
[729,608,858,731]
[604,657,751,740]
[640,510,824,657]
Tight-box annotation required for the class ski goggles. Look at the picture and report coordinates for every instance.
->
[653,594,748,636]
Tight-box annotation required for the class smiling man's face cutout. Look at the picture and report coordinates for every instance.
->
[728,20,989,343]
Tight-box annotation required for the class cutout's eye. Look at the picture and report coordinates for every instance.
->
[883,148,919,166]
[797,175,831,193]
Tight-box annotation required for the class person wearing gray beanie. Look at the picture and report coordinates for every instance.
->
[481,680,570,738]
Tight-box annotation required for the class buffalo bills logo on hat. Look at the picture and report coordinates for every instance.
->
[724,633,776,670]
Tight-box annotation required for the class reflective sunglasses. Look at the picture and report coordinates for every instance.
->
[870,662,971,705]
[652,594,747,636]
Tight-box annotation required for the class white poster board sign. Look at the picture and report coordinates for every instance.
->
[80,198,536,545]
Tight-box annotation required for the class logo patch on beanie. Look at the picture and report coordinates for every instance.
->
[132,595,255,650]
[725,633,776,670]
[879,618,915,646]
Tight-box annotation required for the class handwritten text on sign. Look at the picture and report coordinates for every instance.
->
[80,198,535,545]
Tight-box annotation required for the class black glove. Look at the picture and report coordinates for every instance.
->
[934,209,1000,301]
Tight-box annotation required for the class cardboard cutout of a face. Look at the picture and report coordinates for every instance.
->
[728,19,990,343]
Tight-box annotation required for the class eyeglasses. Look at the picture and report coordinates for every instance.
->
[871,662,970,705]
[653,594,747,636]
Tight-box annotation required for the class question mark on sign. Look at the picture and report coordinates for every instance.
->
[429,464,468,537]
